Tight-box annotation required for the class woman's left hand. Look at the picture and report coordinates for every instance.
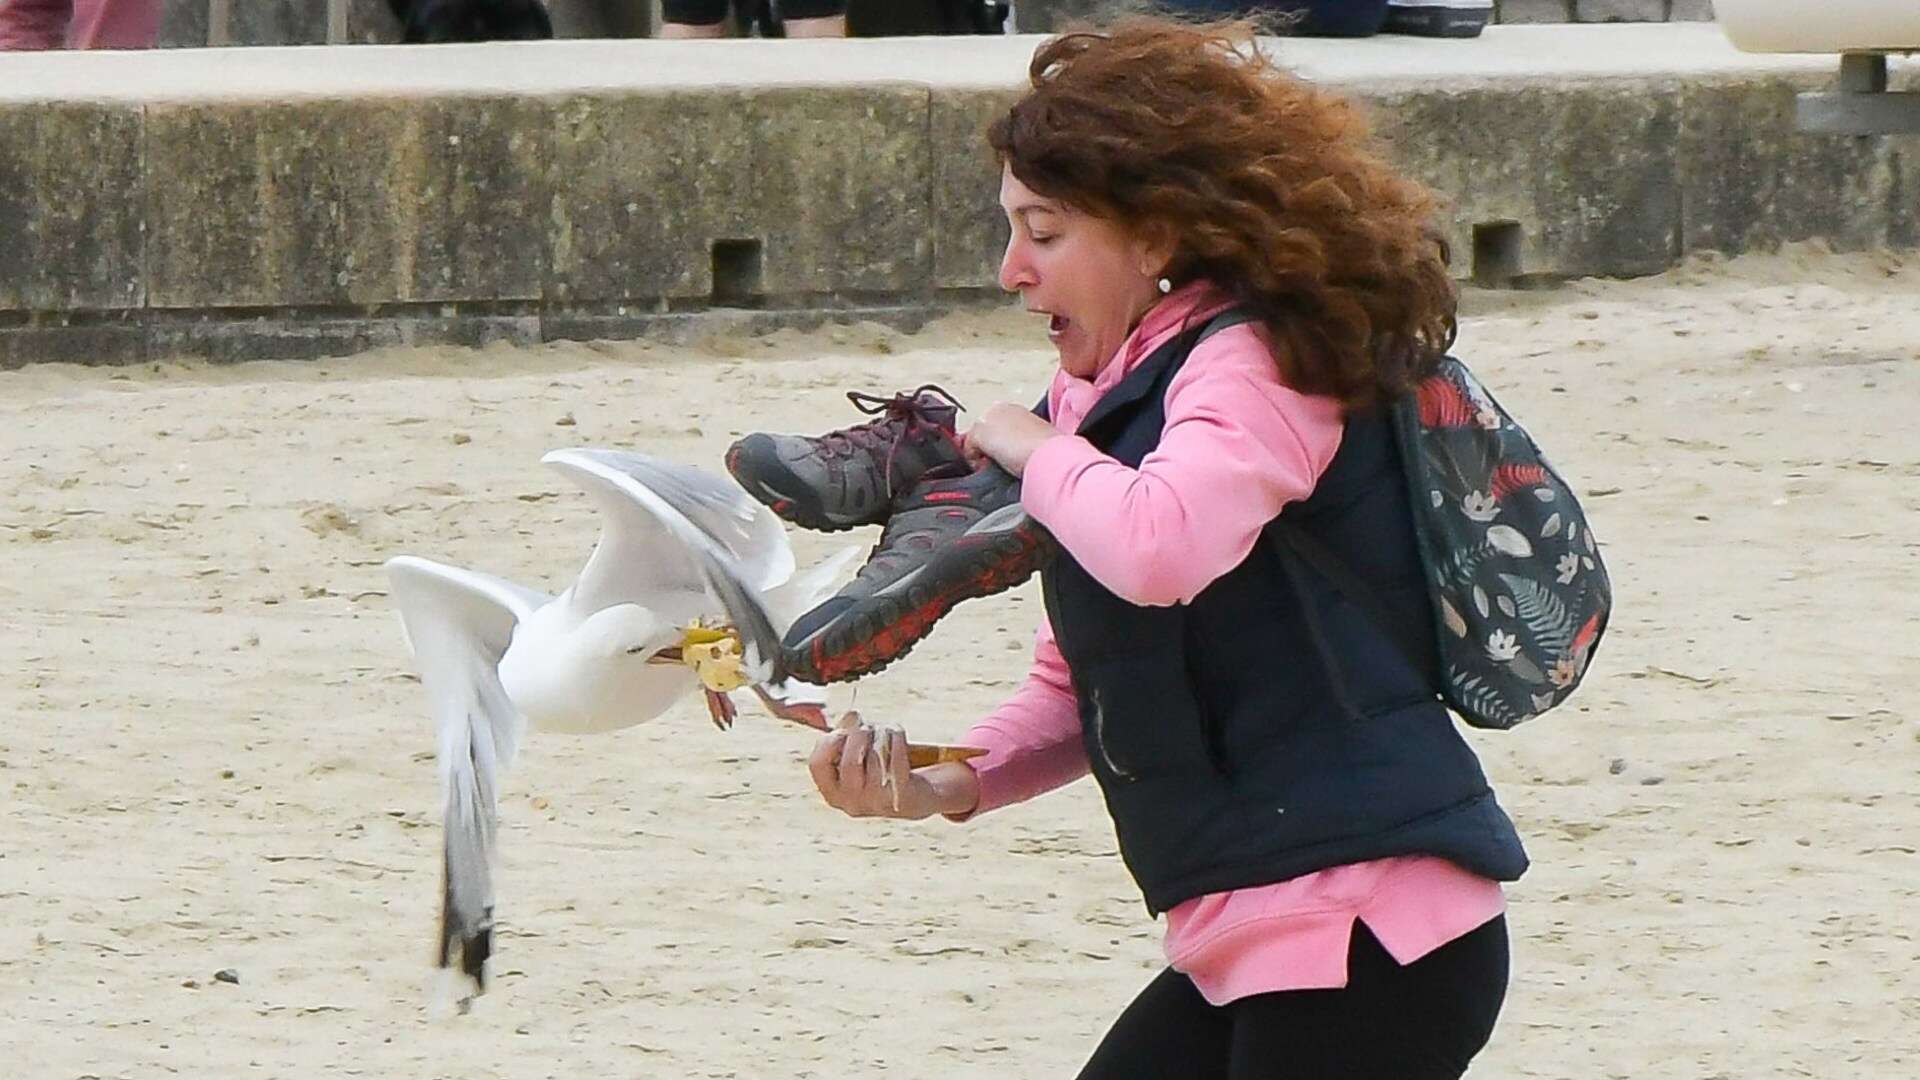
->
[961,402,1058,477]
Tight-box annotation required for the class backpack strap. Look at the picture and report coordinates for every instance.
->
[1267,517,1433,683]
[1266,386,1445,708]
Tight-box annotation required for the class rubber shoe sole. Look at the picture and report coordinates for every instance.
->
[782,512,1056,684]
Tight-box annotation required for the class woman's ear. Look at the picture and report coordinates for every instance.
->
[1133,221,1180,281]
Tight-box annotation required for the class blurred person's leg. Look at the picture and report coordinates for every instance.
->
[659,0,729,36]
[67,0,158,48]
[1293,0,1389,36]
[780,0,844,37]
[0,0,73,50]
[1159,0,1389,37]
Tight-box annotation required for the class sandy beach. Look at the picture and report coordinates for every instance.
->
[1,246,1915,1079]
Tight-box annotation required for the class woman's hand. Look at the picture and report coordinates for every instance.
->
[807,713,981,821]
[961,402,1059,477]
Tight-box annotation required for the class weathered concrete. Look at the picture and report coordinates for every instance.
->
[158,0,210,48]
[932,87,1024,290]
[1574,0,1667,22]
[343,0,405,44]
[0,104,145,314]
[144,96,548,310]
[543,85,931,305]
[1498,0,1574,23]
[0,26,1912,366]
[227,0,330,46]
[1677,78,1917,255]
[1369,79,1686,280]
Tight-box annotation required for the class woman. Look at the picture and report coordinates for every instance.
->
[806,20,1527,1079]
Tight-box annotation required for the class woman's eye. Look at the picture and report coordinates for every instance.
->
[1030,234,1056,246]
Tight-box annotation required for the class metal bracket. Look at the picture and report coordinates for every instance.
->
[1796,54,1920,135]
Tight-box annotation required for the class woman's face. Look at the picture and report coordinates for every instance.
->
[997,167,1165,381]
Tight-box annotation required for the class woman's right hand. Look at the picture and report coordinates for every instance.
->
[807,713,979,821]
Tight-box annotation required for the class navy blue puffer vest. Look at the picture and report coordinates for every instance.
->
[1038,316,1529,914]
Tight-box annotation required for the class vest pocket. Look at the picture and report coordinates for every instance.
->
[1076,649,1215,782]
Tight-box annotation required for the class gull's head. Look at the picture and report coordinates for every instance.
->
[576,603,681,662]
[498,603,689,734]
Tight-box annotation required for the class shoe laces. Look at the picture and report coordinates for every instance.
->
[828,383,966,497]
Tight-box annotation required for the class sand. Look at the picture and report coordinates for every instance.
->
[1,246,1915,1079]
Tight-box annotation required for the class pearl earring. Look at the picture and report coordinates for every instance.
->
[1157,277,1172,295]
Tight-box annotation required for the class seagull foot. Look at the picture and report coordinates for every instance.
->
[751,685,831,731]
[704,689,737,731]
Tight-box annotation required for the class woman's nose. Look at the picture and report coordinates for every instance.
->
[999,239,1036,293]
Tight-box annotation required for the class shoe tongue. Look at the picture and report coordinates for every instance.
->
[915,460,973,489]
[910,393,961,431]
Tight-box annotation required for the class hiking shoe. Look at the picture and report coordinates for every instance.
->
[781,463,1058,684]
[725,385,967,533]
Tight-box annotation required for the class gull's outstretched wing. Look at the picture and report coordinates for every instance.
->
[542,448,792,684]
[383,555,549,1008]
[544,448,794,596]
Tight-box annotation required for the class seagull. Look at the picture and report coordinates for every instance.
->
[383,448,855,1011]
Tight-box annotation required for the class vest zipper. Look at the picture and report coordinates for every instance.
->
[1088,685,1134,780]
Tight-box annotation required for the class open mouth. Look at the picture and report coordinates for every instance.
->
[1046,313,1069,341]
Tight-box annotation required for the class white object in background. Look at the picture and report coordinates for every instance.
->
[1717,0,1920,54]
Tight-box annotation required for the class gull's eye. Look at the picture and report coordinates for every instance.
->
[625,645,651,655]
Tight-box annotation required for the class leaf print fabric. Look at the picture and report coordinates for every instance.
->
[1394,357,1614,729]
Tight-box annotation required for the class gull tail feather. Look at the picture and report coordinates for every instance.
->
[436,708,500,1013]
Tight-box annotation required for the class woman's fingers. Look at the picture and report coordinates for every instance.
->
[809,718,920,818]
[838,723,873,793]
[885,727,911,808]
[808,728,851,805]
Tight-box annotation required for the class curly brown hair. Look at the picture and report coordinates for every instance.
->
[987,19,1456,412]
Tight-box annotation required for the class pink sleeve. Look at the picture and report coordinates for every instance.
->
[1019,325,1345,606]
[945,614,1088,822]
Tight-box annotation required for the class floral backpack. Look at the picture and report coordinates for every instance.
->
[1276,356,1612,731]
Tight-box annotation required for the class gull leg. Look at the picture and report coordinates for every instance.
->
[704,689,737,731]
[751,684,831,731]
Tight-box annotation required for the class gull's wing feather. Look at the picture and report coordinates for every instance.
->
[762,544,860,632]
[543,448,792,684]
[384,555,549,1007]
[543,448,794,599]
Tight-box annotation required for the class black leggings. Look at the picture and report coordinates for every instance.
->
[1077,916,1509,1080]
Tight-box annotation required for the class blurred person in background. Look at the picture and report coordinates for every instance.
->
[0,0,158,49]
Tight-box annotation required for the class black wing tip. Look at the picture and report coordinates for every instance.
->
[436,909,493,1008]
[439,853,494,1004]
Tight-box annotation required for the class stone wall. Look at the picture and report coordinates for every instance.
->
[9,29,1908,368]
[1500,0,1713,23]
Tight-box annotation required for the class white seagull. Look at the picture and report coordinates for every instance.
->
[383,448,853,1010]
